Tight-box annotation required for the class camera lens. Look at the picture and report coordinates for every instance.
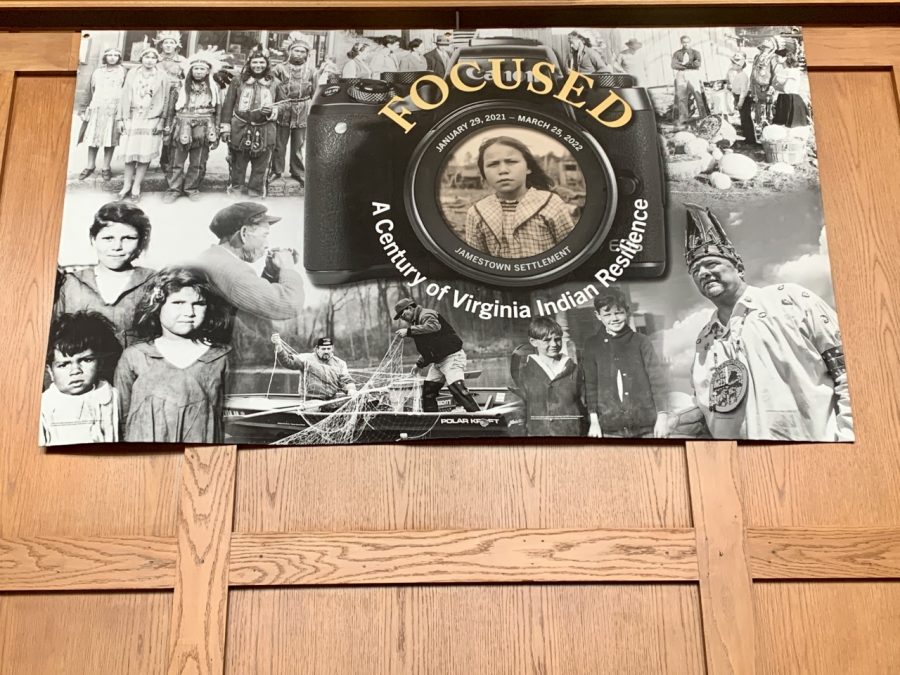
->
[405,103,618,287]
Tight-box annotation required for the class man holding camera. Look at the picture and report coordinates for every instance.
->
[685,205,852,441]
[394,298,480,413]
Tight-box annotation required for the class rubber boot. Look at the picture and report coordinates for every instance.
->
[422,380,443,412]
[447,380,480,413]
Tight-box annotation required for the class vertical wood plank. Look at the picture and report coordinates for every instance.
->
[0,72,16,192]
[168,445,237,675]
[687,440,755,675]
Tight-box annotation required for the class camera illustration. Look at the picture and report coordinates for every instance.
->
[305,37,667,287]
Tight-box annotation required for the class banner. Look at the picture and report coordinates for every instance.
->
[41,27,853,446]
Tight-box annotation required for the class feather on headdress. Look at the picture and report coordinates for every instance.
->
[182,47,229,76]
[154,30,182,47]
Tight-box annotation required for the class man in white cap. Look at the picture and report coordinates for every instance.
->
[685,204,853,441]
[394,298,479,413]
[270,35,316,185]
[275,336,357,401]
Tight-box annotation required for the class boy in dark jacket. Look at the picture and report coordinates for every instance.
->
[583,288,669,438]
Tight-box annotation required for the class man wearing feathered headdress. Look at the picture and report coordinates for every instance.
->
[685,205,853,441]
[162,48,227,203]
[269,33,316,186]
[220,45,281,198]
[154,31,186,172]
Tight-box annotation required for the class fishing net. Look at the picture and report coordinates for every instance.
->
[269,334,441,446]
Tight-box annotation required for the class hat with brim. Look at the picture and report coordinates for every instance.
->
[731,52,746,64]
[209,202,281,238]
[393,297,415,320]
[625,39,642,48]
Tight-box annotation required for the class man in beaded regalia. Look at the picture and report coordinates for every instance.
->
[154,31,187,173]
[162,48,226,202]
[269,33,316,186]
[685,204,853,441]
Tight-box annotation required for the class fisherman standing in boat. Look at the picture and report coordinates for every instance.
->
[686,204,853,441]
[273,336,357,402]
[394,297,480,413]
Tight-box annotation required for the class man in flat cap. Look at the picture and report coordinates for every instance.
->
[394,297,479,413]
[273,335,357,402]
[424,34,454,77]
[685,204,853,441]
[193,202,304,325]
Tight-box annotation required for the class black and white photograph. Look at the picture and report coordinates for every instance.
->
[438,128,585,260]
[41,26,853,447]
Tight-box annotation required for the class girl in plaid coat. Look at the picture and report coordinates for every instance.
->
[464,136,575,259]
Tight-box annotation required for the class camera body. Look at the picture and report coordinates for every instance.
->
[305,38,667,287]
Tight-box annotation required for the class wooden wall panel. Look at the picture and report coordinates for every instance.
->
[754,582,900,674]
[0,75,182,539]
[739,71,900,529]
[226,585,705,674]
[0,592,172,674]
[234,444,692,531]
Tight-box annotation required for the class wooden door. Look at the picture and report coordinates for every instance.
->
[1,17,899,675]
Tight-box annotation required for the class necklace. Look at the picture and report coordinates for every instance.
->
[708,309,749,413]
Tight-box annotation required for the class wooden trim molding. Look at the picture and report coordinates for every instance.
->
[4,526,900,591]
[0,535,177,590]
[687,441,756,675]
[167,445,237,675]
[227,528,699,585]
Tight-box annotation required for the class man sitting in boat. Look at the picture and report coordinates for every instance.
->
[274,336,358,401]
[393,297,480,413]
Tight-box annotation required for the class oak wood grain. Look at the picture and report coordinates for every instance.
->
[0,75,184,539]
[688,440,755,675]
[226,585,706,674]
[805,27,900,66]
[0,535,176,590]
[748,527,900,579]
[755,583,900,674]
[0,72,15,192]
[0,592,172,675]
[234,443,693,533]
[739,70,900,529]
[228,528,698,585]
[0,32,77,72]
[168,446,236,675]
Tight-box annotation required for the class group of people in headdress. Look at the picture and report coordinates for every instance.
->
[42,199,305,446]
[76,31,318,201]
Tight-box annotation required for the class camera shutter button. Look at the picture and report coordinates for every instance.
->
[616,173,642,197]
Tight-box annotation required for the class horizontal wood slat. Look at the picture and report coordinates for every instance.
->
[0,535,177,590]
[227,528,699,585]
[4,527,899,591]
[748,527,900,579]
